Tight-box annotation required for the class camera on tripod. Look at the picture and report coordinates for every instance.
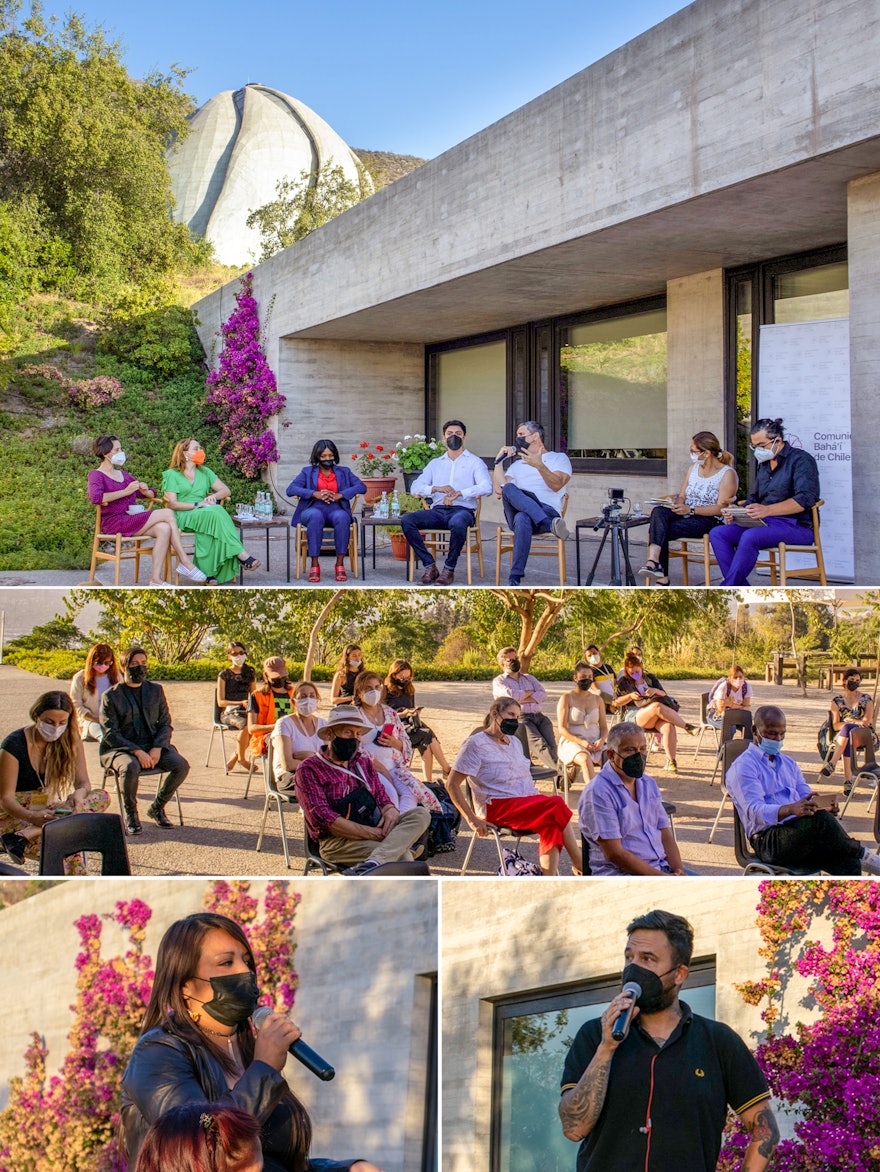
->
[593,488,626,530]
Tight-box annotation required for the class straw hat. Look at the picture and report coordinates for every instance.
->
[317,705,373,741]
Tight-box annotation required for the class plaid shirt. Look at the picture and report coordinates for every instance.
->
[294,747,392,839]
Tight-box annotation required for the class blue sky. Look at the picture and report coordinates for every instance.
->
[51,0,687,158]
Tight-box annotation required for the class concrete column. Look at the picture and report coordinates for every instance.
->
[848,173,880,583]
[666,270,726,474]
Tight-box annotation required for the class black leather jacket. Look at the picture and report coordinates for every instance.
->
[121,1027,358,1171]
[99,681,174,755]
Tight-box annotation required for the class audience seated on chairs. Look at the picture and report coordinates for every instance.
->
[70,643,119,741]
[271,681,326,791]
[557,662,608,786]
[725,704,880,876]
[294,706,430,876]
[329,643,366,707]
[578,722,692,876]
[707,664,752,728]
[612,654,698,775]
[383,660,452,783]
[216,641,257,773]
[1,692,110,872]
[100,648,189,835]
[819,667,880,794]
[402,419,492,586]
[247,657,295,765]
[286,438,366,584]
[446,698,580,876]
[492,647,558,771]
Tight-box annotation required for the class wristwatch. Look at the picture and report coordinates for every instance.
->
[689,506,696,516]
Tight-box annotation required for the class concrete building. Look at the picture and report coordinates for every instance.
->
[0,879,437,1172]
[194,0,880,583]
[441,877,830,1172]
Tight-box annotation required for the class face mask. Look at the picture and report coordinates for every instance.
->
[348,659,362,670]
[514,436,530,452]
[506,659,521,674]
[621,962,679,1014]
[499,717,520,735]
[331,735,359,761]
[631,670,642,682]
[93,663,111,674]
[195,971,259,1027]
[267,676,289,690]
[615,750,646,779]
[126,664,148,685]
[296,697,318,716]
[190,449,206,465]
[752,443,776,464]
[230,654,246,667]
[845,680,861,691]
[319,458,335,468]
[362,688,382,706]
[689,451,705,463]
[445,434,463,451]
[37,720,67,742]
[587,654,601,666]
[576,678,593,691]
[110,450,126,466]
[758,736,784,756]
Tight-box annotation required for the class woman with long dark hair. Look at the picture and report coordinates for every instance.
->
[286,440,366,583]
[382,660,452,782]
[70,642,119,740]
[329,645,365,707]
[121,912,382,1172]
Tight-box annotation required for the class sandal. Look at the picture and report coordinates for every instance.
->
[639,560,665,579]
[308,565,321,583]
[205,577,219,586]
[239,555,261,571]
[335,566,348,582]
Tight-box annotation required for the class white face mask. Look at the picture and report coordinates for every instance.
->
[296,697,318,716]
[230,654,246,667]
[362,688,382,707]
[37,720,67,742]
[689,451,706,463]
[110,450,126,466]
[752,443,777,464]
[587,654,601,666]
[348,659,362,670]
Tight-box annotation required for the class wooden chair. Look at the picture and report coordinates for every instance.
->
[495,493,568,586]
[88,506,157,586]
[754,501,827,585]
[294,496,359,579]
[667,534,716,586]
[407,496,485,583]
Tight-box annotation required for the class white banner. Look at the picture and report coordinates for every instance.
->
[757,318,853,581]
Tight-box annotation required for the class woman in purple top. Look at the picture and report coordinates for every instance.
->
[87,435,206,587]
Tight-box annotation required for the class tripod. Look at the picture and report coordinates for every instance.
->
[583,516,638,586]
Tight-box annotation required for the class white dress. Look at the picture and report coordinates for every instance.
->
[271,714,326,779]
[559,698,603,765]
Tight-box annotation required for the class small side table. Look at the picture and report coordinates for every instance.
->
[575,514,649,586]
[235,516,291,584]
[358,513,412,581]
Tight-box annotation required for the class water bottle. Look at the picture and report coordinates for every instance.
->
[264,491,273,519]
[378,491,388,518]
[391,490,400,518]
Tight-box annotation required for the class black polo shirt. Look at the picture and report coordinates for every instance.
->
[560,1001,769,1172]
[746,442,819,527]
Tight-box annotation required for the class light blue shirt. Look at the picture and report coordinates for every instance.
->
[725,742,811,839]
[578,759,670,876]
[410,450,492,509]
[492,671,547,714]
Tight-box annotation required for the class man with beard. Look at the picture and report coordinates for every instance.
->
[559,910,778,1171]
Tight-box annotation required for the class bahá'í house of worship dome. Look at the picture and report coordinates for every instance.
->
[168,82,368,265]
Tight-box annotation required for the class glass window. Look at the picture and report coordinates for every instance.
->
[773,261,848,323]
[733,276,754,489]
[436,340,506,457]
[493,969,715,1172]
[560,309,667,460]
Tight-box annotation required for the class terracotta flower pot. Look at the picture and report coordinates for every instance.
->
[389,532,409,561]
[361,475,397,504]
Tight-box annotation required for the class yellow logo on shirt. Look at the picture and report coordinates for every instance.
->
[695,1068,705,1077]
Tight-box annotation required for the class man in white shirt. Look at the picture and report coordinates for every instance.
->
[493,420,572,586]
[403,419,493,585]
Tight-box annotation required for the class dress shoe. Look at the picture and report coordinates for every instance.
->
[125,811,143,835]
[2,832,29,865]
[146,802,173,828]
[418,564,439,585]
[437,566,455,585]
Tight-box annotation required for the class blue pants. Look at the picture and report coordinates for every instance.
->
[400,505,475,568]
[501,484,559,584]
[709,515,807,586]
[301,501,352,557]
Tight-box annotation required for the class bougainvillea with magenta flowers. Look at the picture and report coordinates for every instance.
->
[718,880,880,1171]
[0,882,300,1172]
[205,272,286,478]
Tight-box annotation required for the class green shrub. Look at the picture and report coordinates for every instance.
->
[97,284,204,379]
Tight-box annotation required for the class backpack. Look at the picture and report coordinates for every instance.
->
[817,717,832,763]
[496,848,542,877]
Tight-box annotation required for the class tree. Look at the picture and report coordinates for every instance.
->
[246,164,367,261]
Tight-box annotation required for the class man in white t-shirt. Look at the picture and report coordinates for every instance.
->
[493,420,572,586]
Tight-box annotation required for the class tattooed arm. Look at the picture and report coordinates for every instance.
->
[738,1100,779,1171]
[559,990,634,1141]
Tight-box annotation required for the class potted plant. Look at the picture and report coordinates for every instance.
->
[394,434,440,493]
[350,441,397,503]
[383,493,423,560]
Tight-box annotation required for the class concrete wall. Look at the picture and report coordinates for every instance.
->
[847,172,880,584]
[441,878,825,1172]
[0,880,437,1172]
[667,269,726,471]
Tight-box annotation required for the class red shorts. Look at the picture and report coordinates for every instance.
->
[486,794,572,857]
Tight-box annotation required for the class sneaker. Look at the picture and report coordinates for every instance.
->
[342,858,382,876]
[664,760,679,775]
[146,802,173,828]
[1,832,29,865]
[411,842,426,861]
[684,723,699,736]
[551,517,569,541]
[860,848,880,876]
[819,762,835,778]
[178,564,207,583]
[843,777,855,796]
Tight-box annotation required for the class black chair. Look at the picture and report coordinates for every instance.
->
[708,709,753,787]
[205,693,230,773]
[255,743,299,870]
[243,752,267,800]
[0,860,27,875]
[458,779,541,876]
[580,832,593,876]
[39,813,131,876]
[364,860,431,876]
[102,760,183,832]
[662,799,677,838]
[303,827,346,876]
[691,692,721,760]
[836,728,880,819]
[732,806,815,876]
[707,739,752,843]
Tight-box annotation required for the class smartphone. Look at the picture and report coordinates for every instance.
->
[381,723,395,738]
[811,793,837,810]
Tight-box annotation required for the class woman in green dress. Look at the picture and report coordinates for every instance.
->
[162,438,262,584]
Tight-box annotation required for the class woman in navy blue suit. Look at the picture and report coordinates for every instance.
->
[286,440,366,582]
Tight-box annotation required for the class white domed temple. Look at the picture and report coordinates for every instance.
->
[168,83,368,264]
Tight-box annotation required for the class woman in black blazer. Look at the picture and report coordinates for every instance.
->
[286,440,366,583]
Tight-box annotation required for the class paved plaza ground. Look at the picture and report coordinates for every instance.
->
[2,664,876,878]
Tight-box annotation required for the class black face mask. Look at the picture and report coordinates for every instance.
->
[621,962,679,1014]
[514,436,530,452]
[846,680,861,691]
[445,434,463,451]
[195,970,259,1027]
[267,676,289,690]
[499,717,520,735]
[576,678,593,691]
[331,735,359,761]
[318,458,335,468]
[506,659,521,674]
[615,750,646,779]
[126,664,148,685]
[390,676,406,688]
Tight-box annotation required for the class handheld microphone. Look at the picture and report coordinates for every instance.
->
[611,982,641,1042]
[252,1007,336,1081]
